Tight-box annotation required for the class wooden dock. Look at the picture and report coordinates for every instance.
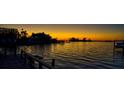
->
[0,55,30,69]
[20,50,55,69]
[0,50,55,69]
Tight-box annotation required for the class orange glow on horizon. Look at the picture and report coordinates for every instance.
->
[27,30,124,40]
[26,33,123,41]
[1,24,124,40]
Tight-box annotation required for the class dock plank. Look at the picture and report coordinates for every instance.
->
[0,55,30,69]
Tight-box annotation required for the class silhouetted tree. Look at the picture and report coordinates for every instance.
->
[20,28,28,38]
[30,32,53,44]
[0,27,58,46]
[18,28,28,45]
[69,37,79,42]
[82,37,87,41]
[52,38,58,43]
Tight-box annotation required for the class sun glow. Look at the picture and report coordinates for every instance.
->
[0,24,124,40]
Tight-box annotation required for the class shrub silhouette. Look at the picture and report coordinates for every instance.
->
[0,27,58,46]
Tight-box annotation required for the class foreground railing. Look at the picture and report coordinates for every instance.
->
[21,50,55,69]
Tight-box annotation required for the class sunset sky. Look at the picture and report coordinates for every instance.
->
[0,24,124,40]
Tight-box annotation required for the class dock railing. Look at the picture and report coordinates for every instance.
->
[21,50,55,69]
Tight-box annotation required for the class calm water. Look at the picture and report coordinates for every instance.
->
[21,42,124,68]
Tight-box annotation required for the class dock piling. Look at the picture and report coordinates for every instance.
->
[52,59,55,67]
[29,58,35,69]
[39,62,43,69]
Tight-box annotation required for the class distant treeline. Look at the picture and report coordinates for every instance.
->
[69,37,92,42]
[0,27,58,46]
[0,27,114,46]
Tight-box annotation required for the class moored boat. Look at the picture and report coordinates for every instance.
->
[114,41,124,48]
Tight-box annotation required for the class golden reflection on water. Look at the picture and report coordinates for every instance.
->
[21,42,124,63]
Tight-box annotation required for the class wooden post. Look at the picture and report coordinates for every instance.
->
[24,53,27,63]
[39,62,43,69]
[4,47,7,56]
[29,58,35,69]
[21,50,23,58]
[113,40,115,47]
[52,59,55,67]
[113,41,116,56]
[14,46,17,55]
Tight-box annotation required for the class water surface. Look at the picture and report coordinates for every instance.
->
[21,42,124,68]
